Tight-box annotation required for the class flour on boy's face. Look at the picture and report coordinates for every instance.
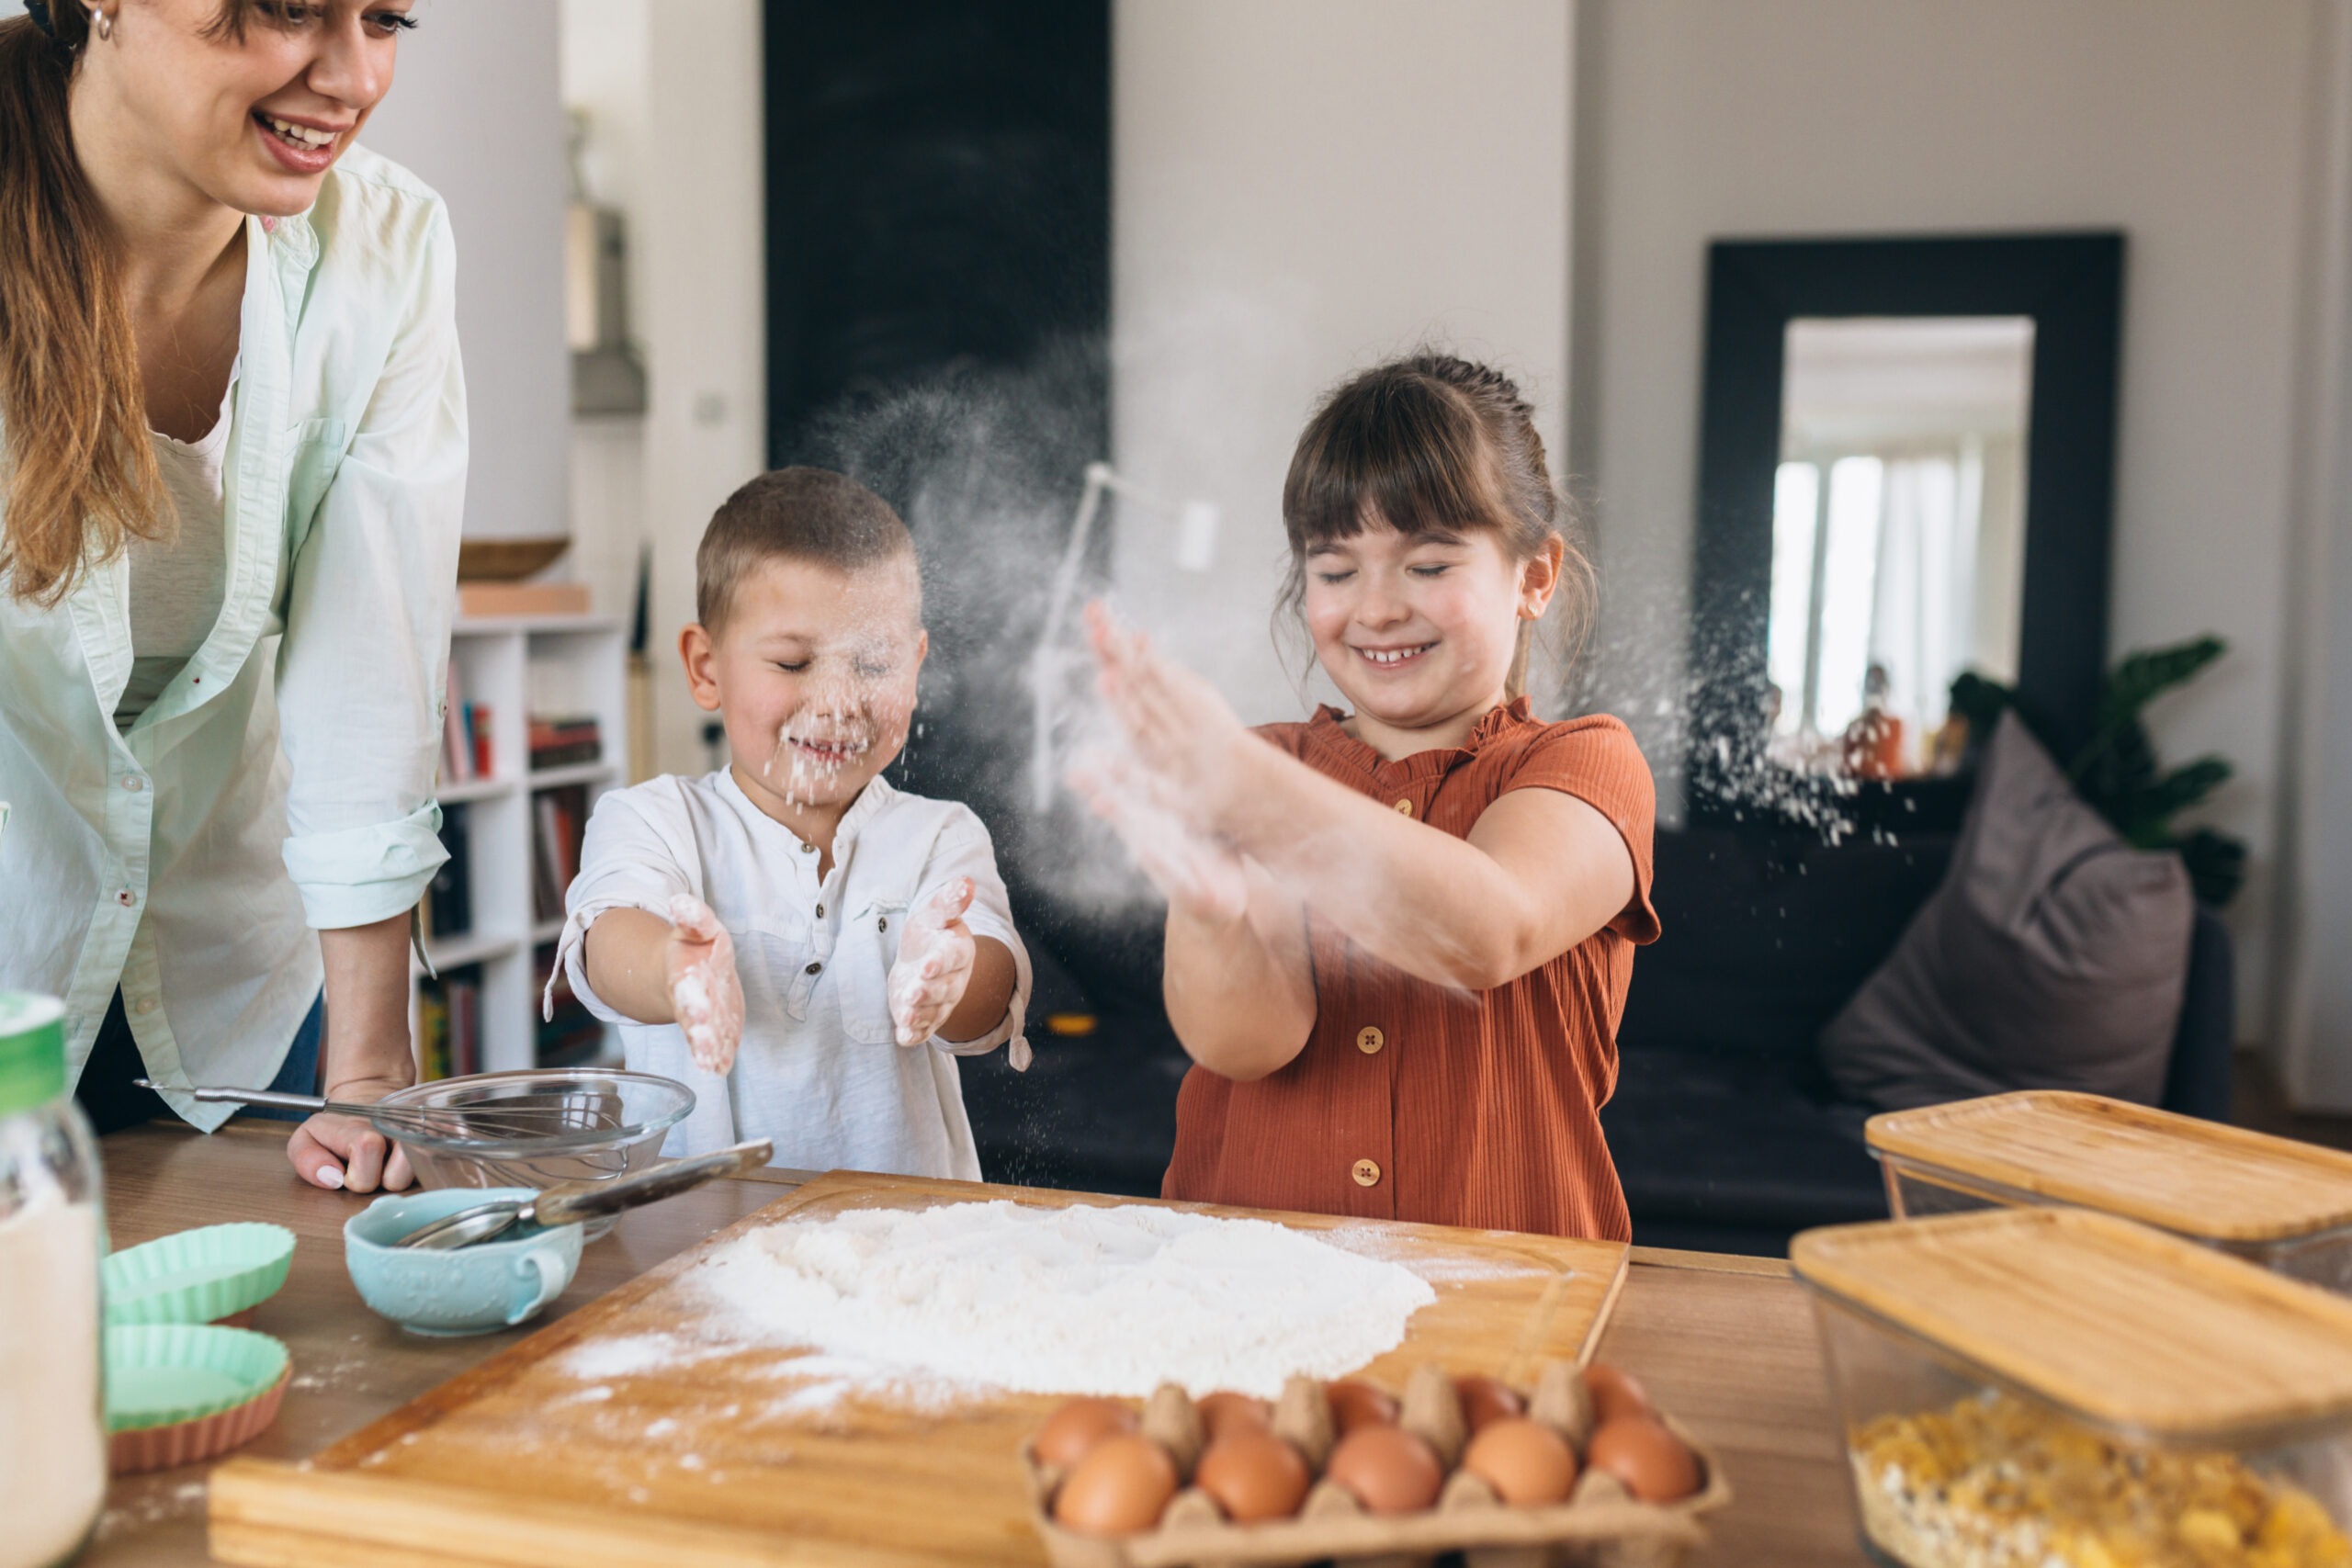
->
[709,554,926,815]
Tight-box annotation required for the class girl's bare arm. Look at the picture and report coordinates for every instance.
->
[1160,858,1318,1079]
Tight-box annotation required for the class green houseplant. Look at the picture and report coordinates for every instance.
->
[1949,635,2246,907]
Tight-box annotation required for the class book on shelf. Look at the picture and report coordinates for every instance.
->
[415,963,484,1081]
[534,941,605,1067]
[440,665,494,783]
[531,784,590,926]
[424,803,472,941]
[528,714,603,772]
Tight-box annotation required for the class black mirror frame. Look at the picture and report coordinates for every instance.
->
[1688,231,2124,825]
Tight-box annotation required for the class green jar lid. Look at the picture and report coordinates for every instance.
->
[0,993,66,1118]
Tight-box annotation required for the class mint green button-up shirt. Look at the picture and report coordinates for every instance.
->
[0,147,466,1129]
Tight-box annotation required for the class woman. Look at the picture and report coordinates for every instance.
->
[0,0,462,1192]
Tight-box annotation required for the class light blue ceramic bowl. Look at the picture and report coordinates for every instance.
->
[344,1188,582,1337]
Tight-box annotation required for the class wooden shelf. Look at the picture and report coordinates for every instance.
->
[421,931,521,971]
[420,614,628,1078]
[436,775,515,804]
[527,761,617,790]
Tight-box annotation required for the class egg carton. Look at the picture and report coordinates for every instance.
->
[1022,1361,1732,1568]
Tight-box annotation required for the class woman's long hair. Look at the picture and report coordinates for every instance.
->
[0,3,252,607]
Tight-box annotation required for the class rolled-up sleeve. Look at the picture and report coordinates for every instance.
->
[275,202,468,929]
[554,786,700,1025]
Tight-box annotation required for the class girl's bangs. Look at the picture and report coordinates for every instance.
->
[1283,378,1503,549]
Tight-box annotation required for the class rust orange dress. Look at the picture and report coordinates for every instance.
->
[1161,698,1660,1241]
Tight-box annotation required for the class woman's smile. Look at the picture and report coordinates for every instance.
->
[252,108,344,173]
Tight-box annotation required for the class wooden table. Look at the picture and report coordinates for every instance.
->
[82,1122,1863,1566]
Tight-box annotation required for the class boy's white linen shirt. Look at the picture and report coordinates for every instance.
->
[0,147,466,1124]
[552,770,1032,1179]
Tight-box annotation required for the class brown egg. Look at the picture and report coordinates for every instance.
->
[1052,1433,1179,1536]
[1034,1397,1140,1471]
[1454,1374,1526,1434]
[1325,1377,1400,1435]
[1582,1363,1652,1425]
[1461,1416,1579,1506]
[1584,1416,1700,1503]
[1195,1391,1273,1441]
[1324,1424,1443,1515]
[1193,1429,1311,1522]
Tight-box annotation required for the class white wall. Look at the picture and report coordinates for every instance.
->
[1570,0,2316,1043]
[2271,2,2352,1107]
[557,0,764,777]
[1111,0,1574,723]
[362,0,570,541]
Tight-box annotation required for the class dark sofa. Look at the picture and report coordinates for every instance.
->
[1601,826,2237,1256]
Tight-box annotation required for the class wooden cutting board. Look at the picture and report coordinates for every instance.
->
[210,1171,1630,1568]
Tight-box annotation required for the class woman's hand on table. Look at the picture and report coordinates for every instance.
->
[288,1073,414,1192]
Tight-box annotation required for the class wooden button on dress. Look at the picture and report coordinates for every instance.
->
[1356,1026,1385,1055]
[1351,1158,1382,1188]
[1393,798,1413,815]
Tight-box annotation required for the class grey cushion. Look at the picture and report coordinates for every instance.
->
[1819,713,2193,1111]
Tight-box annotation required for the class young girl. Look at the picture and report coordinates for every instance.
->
[1078,354,1657,1240]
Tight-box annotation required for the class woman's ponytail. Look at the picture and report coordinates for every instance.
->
[0,9,164,607]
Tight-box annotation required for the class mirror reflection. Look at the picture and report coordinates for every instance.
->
[1766,316,2034,778]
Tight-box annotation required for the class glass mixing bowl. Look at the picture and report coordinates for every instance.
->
[373,1069,694,1240]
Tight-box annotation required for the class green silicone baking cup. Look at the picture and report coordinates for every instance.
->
[105,1324,290,1433]
[103,1222,295,1326]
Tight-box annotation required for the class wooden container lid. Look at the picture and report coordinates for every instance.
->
[1792,1207,2352,1441]
[1865,1090,2352,1244]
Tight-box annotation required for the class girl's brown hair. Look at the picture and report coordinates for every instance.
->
[1279,353,1594,701]
[0,3,251,607]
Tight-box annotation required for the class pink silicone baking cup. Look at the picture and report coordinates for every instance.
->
[107,1364,290,1475]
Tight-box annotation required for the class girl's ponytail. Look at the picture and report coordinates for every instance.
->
[0,9,164,607]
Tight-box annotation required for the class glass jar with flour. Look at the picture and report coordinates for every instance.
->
[0,993,107,1568]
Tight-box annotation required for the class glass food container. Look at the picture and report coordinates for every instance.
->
[0,993,107,1568]
[1866,1089,2352,1292]
[1793,1206,2352,1568]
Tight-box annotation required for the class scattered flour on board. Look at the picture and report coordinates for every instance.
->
[688,1200,1439,1399]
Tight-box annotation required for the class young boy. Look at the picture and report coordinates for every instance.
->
[548,468,1031,1176]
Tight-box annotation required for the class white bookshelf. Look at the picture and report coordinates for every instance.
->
[414,614,628,1077]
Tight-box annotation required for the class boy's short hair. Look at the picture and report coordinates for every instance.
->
[695,467,917,633]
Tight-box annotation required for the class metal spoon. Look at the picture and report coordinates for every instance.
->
[393,1139,772,1249]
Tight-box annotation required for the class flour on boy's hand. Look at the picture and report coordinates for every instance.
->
[886,877,978,1046]
[666,893,745,1076]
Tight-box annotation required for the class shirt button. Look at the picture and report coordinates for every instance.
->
[877,916,888,933]
[123,775,142,793]
[117,889,135,908]
[800,841,816,853]
[1351,1158,1382,1188]
[1356,1025,1385,1055]
[815,904,825,919]
[804,961,822,976]
[1393,798,1413,816]
[135,997,157,1015]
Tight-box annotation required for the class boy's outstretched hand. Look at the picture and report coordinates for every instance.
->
[666,894,745,1076]
[888,877,979,1046]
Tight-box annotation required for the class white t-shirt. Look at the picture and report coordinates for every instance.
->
[117,371,238,729]
[552,769,1033,1179]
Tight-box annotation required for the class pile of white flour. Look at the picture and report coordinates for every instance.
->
[692,1201,1437,1398]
